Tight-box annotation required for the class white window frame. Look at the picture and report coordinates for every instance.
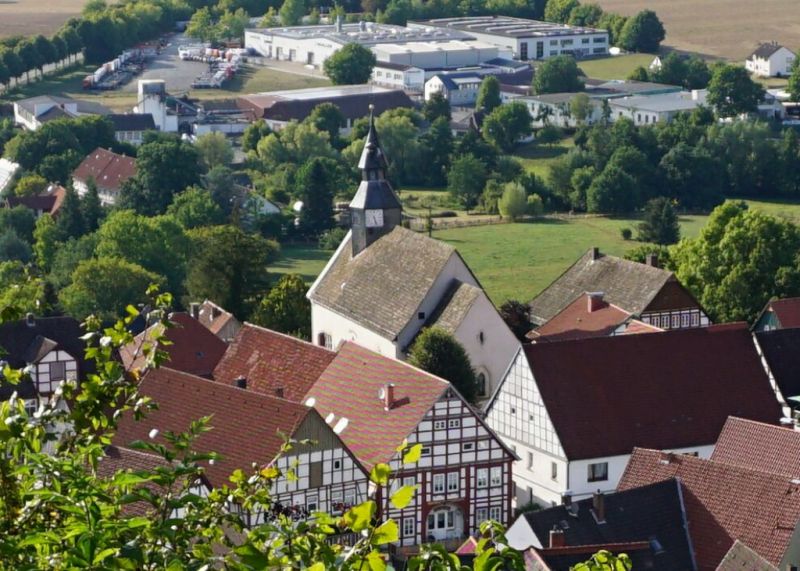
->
[306,494,318,512]
[448,419,461,428]
[587,462,609,482]
[433,420,446,430]
[490,467,502,487]
[447,472,459,493]
[489,506,502,522]
[476,468,488,488]
[402,517,415,537]
[433,473,445,493]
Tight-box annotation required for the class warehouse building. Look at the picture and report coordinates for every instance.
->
[408,16,608,60]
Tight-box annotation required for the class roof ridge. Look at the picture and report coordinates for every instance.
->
[240,321,335,355]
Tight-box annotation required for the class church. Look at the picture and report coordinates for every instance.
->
[307,112,519,403]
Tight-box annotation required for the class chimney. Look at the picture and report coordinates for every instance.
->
[592,491,606,523]
[235,376,247,390]
[587,292,604,313]
[549,526,566,548]
[645,253,659,268]
[383,383,395,410]
[590,247,600,261]
[211,307,221,319]
[335,15,343,32]
[562,490,573,507]
[25,313,35,328]
[190,302,200,320]
[275,387,284,399]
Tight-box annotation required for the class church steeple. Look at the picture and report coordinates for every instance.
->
[349,106,402,257]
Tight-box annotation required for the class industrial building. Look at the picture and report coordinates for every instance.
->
[244,19,491,68]
[408,16,609,60]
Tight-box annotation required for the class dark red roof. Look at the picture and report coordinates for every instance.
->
[308,342,450,471]
[517,323,781,459]
[212,323,335,402]
[114,367,314,487]
[120,312,228,378]
[767,298,800,329]
[530,293,631,342]
[711,417,800,478]
[619,448,800,570]
[72,147,136,192]
[96,446,175,516]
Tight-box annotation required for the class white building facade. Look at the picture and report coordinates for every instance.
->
[746,43,797,78]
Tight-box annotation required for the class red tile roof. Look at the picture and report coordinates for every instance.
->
[307,342,449,471]
[516,323,782,459]
[72,147,136,192]
[619,448,800,570]
[96,446,174,516]
[114,367,314,487]
[618,319,662,335]
[711,417,800,478]
[767,298,800,329]
[120,312,228,378]
[212,323,335,402]
[529,293,631,342]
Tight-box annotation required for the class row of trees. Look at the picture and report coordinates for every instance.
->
[0,28,82,89]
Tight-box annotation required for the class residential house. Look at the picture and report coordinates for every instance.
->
[72,147,137,206]
[307,115,520,402]
[529,248,709,330]
[212,323,516,549]
[484,323,782,506]
[619,448,800,570]
[114,366,370,526]
[505,479,695,570]
[753,328,800,418]
[119,312,228,378]
[520,93,602,129]
[372,61,426,91]
[424,72,483,106]
[189,300,242,343]
[0,314,92,412]
[108,113,156,145]
[711,416,800,477]
[3,184,66,218]
[745,42,797,77]
[13,95,112,131]
[753,297,800,331]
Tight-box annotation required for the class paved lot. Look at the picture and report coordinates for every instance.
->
[122,34,212,95]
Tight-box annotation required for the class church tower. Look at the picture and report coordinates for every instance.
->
[349,107,402,257]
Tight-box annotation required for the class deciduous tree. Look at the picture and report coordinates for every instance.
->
[323,43,377,85]
[637,196,680,244]
[498,181,528,221]
[408,327,479,403]
[476,75,502,113]
[448,154,487,212]
[195,131,234,169]
[533,55,584,94]
[481,102,532,152]
[252,273,311,338]
[706,63,765,117]
[619,9,665,53]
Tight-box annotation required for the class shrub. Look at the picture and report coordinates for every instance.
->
[318,226,348,250]
[527,193,544,217]
[620,227,632,240]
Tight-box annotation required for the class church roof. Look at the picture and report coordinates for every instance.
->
[349,179,402,210]
[358,112,389,172]
[426,280,482,335]
[308,227,456,340]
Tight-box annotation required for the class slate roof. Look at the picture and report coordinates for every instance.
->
[107,113,156,132]
[426,281,482,335]
[529,293,631,342]
[522,479,694,570]
[307,342,450,471]
[711,417,800,478]
[716,541,778,571]
[529,249,676,325]
[119,312,228,378]
[758,297,800,329]
[0,316,92,399]
[510,323,781,460]
[212,323,335,402]
[114,367,315,487]
[755,328,800,401]
[619,449,800,570]
[308,227,457,340]
[72,147,137,192]
[749,42,792,60]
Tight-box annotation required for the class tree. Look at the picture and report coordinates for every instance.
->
[637,197,680,244]
[218,8,249,42]
[499,299,533,341]
[251,273,311,338]
[0,55,9,90]
[587,164,636,214]
[533,55,584,94]
[652,52,688,86]
[656,143,723,209]
[569,93,592,125]
[195,131,234,169]
[81,177,103,232]
[279,0,305,26]
[423,92,451,122]
[32,213,59,272]
[242,119,272,153]
[204,165,237,216]
[186,225,278,318]
[186,7,218,43]
[498,182,528,221]
[0,205,36,244]
[307,102,344,145]
[706,63,765,117]
[672,202,800,322]
[295,157,338,237]
[573,550,632,571]
[418,116,453,186]
[481,102,532,152]
[56,184,85,240]
[15,39,39,83]
[537,124,562,146]
[624,244,672,268]
[544,0,579,23]
[1,48,24,86]
[0,229,32,263]
[568,3,603,26]
[476,75,502,113]
[628,65,650,82]
[408,327,479,403]
[32,35,56,78]
[619,9,665,53]
[166,186,226,228]
[51,35,68,68]
[789,59,800,102]
[448,155,487,211]
[684,55,711,89]
[323,43,376,85]
[59,257,164,320]
[13,173,48,197]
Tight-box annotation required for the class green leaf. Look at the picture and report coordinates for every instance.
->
[369,463,391,486]
[403,443,422,465]
[390,485,417,510]
[233,542,269,568]
[366,550,387,571]
[93,548,118,564]
[342,500,376,532]
[308,563,326,571]
[372,519,398,546]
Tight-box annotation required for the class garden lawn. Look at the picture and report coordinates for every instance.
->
[578,54,656,80]
[513,139,575,178]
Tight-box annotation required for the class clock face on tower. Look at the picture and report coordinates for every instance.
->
[365,209,384,228]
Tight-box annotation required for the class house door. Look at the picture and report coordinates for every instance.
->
[426,505,464,541]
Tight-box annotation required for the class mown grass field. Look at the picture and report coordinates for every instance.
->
[593,0,800,60]
[578,54,655,80]
[0,0,89,38]
[513,139,575,178]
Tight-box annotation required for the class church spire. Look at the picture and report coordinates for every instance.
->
[358,105,388,180]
